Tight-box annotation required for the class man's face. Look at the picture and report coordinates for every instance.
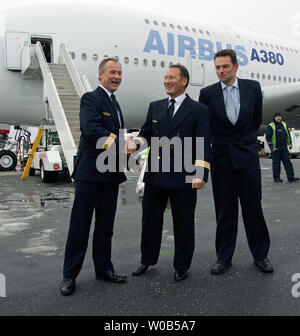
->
[99,60,122,93]
[275,116,282,123]
[164,67,187,98]
[215,56,239,85]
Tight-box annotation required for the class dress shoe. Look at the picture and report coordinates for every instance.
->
[132,264,149,276]
[96,270,127,283]
[60,278,76,296]
[254,258,274,273]
[288,177,299,183]
[274,179,283,183]
[211,260,232,275]
[174,270,189,282]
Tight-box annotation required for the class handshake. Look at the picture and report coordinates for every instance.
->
[125,136,138,155]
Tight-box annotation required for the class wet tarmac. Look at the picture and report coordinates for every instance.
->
[0,158,300,316]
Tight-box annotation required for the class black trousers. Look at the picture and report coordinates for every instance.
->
[63,180,119,280]
[211,164,270,264]
[140,184,197,272]
[272,146,294,180]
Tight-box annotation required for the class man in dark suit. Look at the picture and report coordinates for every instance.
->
[199,49,273,275]
[61,58,128,296]
[132,64,210,282]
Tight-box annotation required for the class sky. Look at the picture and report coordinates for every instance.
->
[0,0,300,42]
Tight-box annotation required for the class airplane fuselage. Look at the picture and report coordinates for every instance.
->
[1,3,300,128]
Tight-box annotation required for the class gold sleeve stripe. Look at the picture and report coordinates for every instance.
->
[195,160,211,170]
[103,133,117,150]
[136,137,145,146]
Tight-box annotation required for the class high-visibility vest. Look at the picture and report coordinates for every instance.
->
[268,121,291,148]
[140,147,150,160]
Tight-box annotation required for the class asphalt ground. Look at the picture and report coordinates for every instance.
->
[0,157,300,318]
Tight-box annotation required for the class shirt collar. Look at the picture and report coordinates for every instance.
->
[168,92,186,105]
[99,84,113,98]
[221,78,239,90]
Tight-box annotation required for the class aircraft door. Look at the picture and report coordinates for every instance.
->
[186,51,205,87]
[5,31,30,70]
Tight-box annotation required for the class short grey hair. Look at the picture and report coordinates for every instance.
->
[98,57,121,73]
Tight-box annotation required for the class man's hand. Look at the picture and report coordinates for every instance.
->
[288,144,293,150]
[192,178,206,190]
[125,136,137,155]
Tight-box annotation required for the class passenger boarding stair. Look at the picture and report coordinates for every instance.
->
[21,42,92,176]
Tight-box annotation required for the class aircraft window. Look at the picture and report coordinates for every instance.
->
[170,24,175,29]
[162,22,167,27]
[134,58,139,65]
[169,62,173,66]
[270,44,274,48]
[254,41,258,45]
[70,52,76,60]
[275,45,279,49]
[265,43,269,47]
[154,20,159,26]
[285,47,289,52]
[199,29,203,34]
[177,25,182,30]
[103,55,109,58]
[192,28,196,33]
[268,75,271,81]
[92,54,98,62]
[290,48,294,53]
[185,26,190,32]
[251,73,255,79]
[143,59,148,66]
[206,31,210,36]
[161,61,166,68]
[260,42,263,46]
[152,60,157,67]
[283,77,287,82]
[273,75,277,81]
[295,50,298,54]
[114,56,119,61]
[262,74,266,80]
[278,76,282,82]
[124,57,129,64]
[280,46,284,51]
[81,53,87,61]
[145,19,150,24]
[236,35,241,39]
[294,78,297,82]
[289,78,292,83]
[256,73,260,79]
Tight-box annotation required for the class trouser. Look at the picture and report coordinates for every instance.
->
[272,146,294,180]
[140,184,197,272]
[211,164,270,264]
[63,180,119,280]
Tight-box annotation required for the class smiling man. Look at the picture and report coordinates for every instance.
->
[61,58,128,296]
[132,64,210,282]
[199,49,273,275]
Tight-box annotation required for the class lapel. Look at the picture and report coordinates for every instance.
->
[166,95,193,136]
[97,87,121,128]
[235,78,250,126]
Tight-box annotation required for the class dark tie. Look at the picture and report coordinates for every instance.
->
[167,99,176,121]
[111,93,122,128]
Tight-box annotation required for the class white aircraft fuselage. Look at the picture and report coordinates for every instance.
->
[1,3,300,129]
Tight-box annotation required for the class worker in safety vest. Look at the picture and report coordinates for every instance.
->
[266,113,299,183]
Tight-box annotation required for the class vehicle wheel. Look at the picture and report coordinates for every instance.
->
[40,162,58,183]
[0,150,17,171]
[29,167,35,176]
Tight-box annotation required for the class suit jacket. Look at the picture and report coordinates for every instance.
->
[199,78,262,170]
[138,94,210,191]
[72,86,127,184]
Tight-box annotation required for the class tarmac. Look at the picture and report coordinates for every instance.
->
[0,157,300,317]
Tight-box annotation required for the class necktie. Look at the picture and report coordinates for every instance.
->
[167,99,176,121]
[111,93,122,128]
[225,86,236,125]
